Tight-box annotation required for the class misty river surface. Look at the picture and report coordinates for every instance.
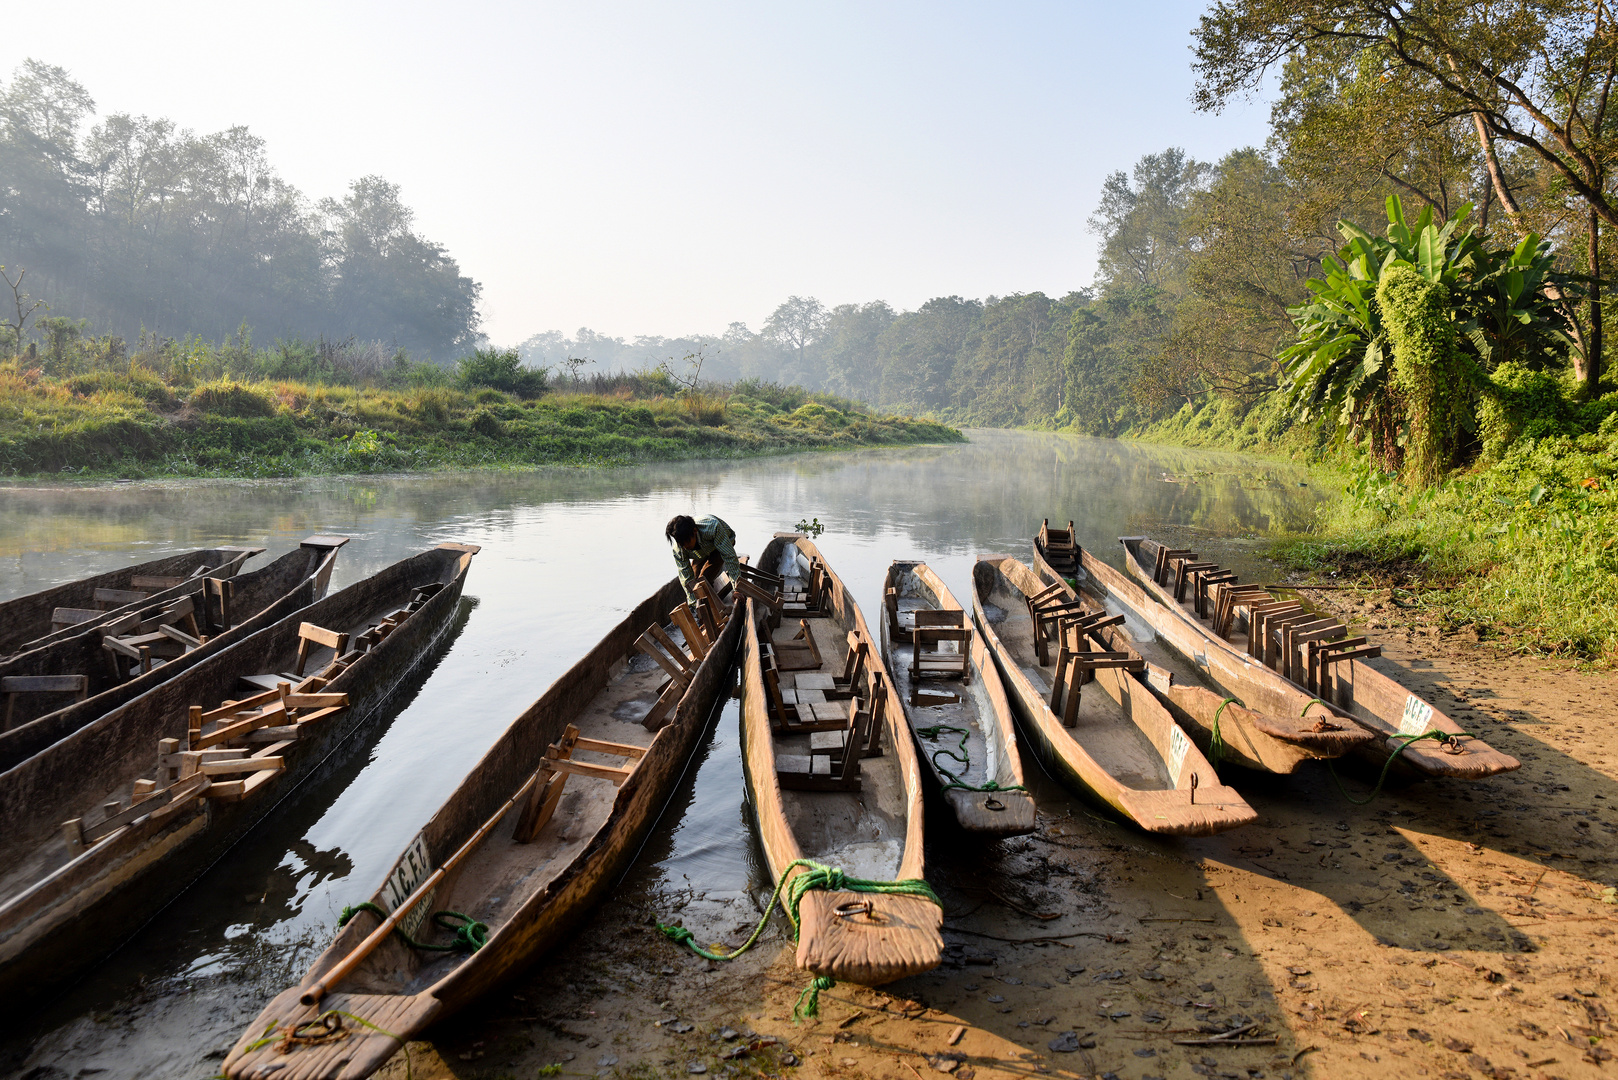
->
[0,429,1326,1078]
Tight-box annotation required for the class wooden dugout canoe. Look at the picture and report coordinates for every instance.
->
[221,570,745,1080]
[1030,527,1374,774]
[878,560,1034,836]
[1120,536,1518,780]
[1,544,265,657]
[971,554,1254,835]
[740,534,942,985]
[0,542,478,1011]
[0,536,350,766]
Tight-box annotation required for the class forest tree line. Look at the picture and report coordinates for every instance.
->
[530,3,1614,455]
[0,60,482,361]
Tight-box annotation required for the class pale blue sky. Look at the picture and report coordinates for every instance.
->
[2,1,1274,344]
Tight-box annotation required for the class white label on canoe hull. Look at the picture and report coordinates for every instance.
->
[1399,695,1434,737]
[380,831,435,938]
[1168,724,1191,783]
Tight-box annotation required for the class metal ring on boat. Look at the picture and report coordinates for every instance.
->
[984,798,1005,811]
[834,900,874,919]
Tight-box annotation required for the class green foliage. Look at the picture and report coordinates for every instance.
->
[1477,363,1583,462]
[1377,266,1472,485]
[1278,433,1618,663]
[1281,196,1571,474]
[457,348,547,399]
[0,360,961,478]
[188,380,276,418]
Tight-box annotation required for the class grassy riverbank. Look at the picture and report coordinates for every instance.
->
[0,363,962,480]
[1131,394,1618,663]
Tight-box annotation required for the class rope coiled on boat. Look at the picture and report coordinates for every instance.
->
[915,724,1027,794]
[656,858,941,1020]
[337,902,489,952]
[1310,694,1475,805]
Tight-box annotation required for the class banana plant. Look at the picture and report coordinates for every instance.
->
[1280,195,1573,448]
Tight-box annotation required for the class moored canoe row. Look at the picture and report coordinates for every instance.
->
[1,544,266,657]
[0,541,479,1011]
[0,536,351,765]
[973,553,1256,834]
[1117,535,1518,779]
[1031,526,1377,774]
[1,517,1524,1075]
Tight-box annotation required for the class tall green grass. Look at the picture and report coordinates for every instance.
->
[1272,433,1618,662]
[0,361,962,481]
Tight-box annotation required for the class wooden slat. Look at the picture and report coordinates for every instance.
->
[199,756,284,775]
[50,607,100,629]
[669,605,710,658]
[130,574,186,589]
[94,587,149,607]
[635,628,691,685]
[159,624,202,649]
[2,674,89,693]
[543,755,634,785]
[199,686,282,722]
[572,736,649,759]
[81,771,210,843]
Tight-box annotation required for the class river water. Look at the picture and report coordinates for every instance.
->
[0,429,1325,1078]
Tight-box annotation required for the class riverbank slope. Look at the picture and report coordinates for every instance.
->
[0,367,962,480]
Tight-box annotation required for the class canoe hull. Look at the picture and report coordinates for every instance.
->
[1120,537,1518,780]
[0,544,477,1012]
[879,560,1034,836]
[0,537,349,768]
[738,535,941,985]
[2,545,264,657]
[1030,537,1373,774]
[223,575,745,1080]
[972,555,1253,836]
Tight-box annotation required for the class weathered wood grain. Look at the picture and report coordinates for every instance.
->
[1030,536,1374,774]
[740,536,942,985]
[0,537,349,759]
[1119,537,1518,779]
[972,555,1254,836]
[879,560,1034,836]
[0,546,264,658]
[221,571,744,1080]
[0,542,476,1011]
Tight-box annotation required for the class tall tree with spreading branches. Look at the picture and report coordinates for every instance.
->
[1193,0,1618,394]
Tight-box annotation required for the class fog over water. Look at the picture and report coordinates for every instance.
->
[0,431,1324,1078]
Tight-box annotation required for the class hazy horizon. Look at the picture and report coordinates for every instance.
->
[1,1,1273,347]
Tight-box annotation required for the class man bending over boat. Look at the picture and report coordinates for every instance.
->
[667,513,741,606]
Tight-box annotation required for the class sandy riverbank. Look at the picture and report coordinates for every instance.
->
[347,585,1617,1080]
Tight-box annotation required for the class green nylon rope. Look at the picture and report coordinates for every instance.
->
[337,901,489,953]
[1209,697,1240,775]
[1316,695,1476,805]
[915,725,1027,794]
[656,858,942,1020]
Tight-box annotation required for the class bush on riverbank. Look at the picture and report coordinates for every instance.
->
[1138,373,1618,661]
[0,360,962,479]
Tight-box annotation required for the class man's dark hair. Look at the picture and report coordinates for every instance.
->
[665,514,697,545]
